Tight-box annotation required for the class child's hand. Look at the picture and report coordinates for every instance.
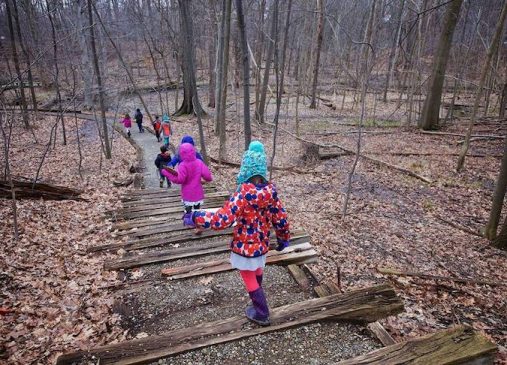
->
[275,239,289,252]
[163,166,178,175]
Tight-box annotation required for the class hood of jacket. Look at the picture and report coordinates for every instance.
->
[179,143,197,162]
[181,135,195,145]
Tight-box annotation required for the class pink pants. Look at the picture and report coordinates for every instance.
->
[239,268,263,292]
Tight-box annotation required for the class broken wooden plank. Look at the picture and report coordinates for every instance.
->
[366,322,396,346]
[336,325,496,365]
[161,242,317,280]
[377,266,507,287]
[105,233,310,270]
[88,227,233,253]
[287,264,311,289]
[56,284,404,365]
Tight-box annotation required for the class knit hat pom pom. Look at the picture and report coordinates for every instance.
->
[249,141,265,154]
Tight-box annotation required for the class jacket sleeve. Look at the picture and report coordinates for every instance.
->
[193,188,246,230]
[196,152,203,161]
[154,155,161,168]
[163,165,187,184]
[200,162,213,182]
[169,155,180,167]
[270,193,290,242]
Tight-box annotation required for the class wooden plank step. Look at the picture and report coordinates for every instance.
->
[56,284,404,365]
[114,221,191,237]
[104,232,310,270]
[119,202,223,220]
[112,216,180,232]
[161,242,317,280]
[119,197,227,215]
[122,192,229,208]
[336,325,496,365]
[122,186,217,200]
[287,264,311,289]
[88,227,233,253]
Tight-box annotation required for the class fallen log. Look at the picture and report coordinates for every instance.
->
[161,242,317,280]
[377,266,506,287]
[336,325,496,365]
[56,284,403,365]
[209,156,305,173]
[420,130,504,140]
[0,180,84,201]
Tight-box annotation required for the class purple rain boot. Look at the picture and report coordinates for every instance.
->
[256,274,263,287]
[245,287,270,326]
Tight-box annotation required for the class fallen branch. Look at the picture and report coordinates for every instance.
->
[209,156,307,174]
[434,214,483,237]
[420,130,504,140]
[0,180,84,201]
[377,266,506,287]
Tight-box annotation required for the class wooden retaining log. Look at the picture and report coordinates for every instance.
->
[104,232,309,270]
[161,242,318,280]
[336,325,497,365]
[56,284,404,365]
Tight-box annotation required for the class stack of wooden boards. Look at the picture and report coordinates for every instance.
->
[57,186,497,364]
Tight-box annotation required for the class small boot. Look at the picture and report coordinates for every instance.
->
[256,274,263,287]
[159,179,164,188]
[245,287,270,326]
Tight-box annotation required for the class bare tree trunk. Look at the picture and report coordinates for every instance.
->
[258,0,278,124]
[87,0,111,159]
[208,1,218,108]
[309,0,325,109]
[0,114,19,240]
[175,0,204,116]
[76,0,94,109]
[500,82,507,119]
[11,0,38,118]
[419,0,463,130]
[492,213,507,250]
[46,0,67,145]
[5,0,29,129]
[234,0,251,150]
[215,0,232,159]
[457,0,507,171]
[254,0,266,120]
[382,0,404,102]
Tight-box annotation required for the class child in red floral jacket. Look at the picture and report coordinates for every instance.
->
[184,141,290,326]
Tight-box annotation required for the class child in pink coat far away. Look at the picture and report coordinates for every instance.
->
[161,142,213,233]
[121,113,132,138]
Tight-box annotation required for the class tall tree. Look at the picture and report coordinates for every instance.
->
[87,0,111,159]
[419,0,463,130]
[457,0,507,171]
[175,0,203,115]
[5,0,29,129]
[214,0,232,160]
[234,0,251,150]
[309,0,325,109]
[382,0,404,102]
[257,0,279,124]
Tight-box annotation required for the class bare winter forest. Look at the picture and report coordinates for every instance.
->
[1,0,507,364]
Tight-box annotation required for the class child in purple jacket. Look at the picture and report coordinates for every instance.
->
[161,143,213,232]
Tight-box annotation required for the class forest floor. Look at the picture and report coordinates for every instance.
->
[1,83,506,363]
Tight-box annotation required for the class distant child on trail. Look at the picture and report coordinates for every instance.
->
[161,114,172,146]
[161,143,213,232]
[169,135,203,167]
[154,145,172,188]
[183,141,290,326]
[134,108,144,133]
[152,115,162,142]
[121,113,132,138]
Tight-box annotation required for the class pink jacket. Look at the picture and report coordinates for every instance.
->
[162,143,213,202]
[122,117,132,128]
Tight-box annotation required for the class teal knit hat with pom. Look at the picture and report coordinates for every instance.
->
[237,141,267,185]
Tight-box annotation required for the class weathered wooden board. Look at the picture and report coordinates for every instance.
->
[119,197,228,215]
[105,233,310,271]
[114,221,191,237]
[336,325,496,365]
[118,201,224,220]
[112,216,178,232]
[287,265,311,289]
[161,242,317,280]
[88,227,233,253]
[122,192,228,209]
[56,284,403,365]
[122,186,217,200]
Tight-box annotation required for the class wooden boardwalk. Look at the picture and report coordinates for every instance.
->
[57,186,496,364]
